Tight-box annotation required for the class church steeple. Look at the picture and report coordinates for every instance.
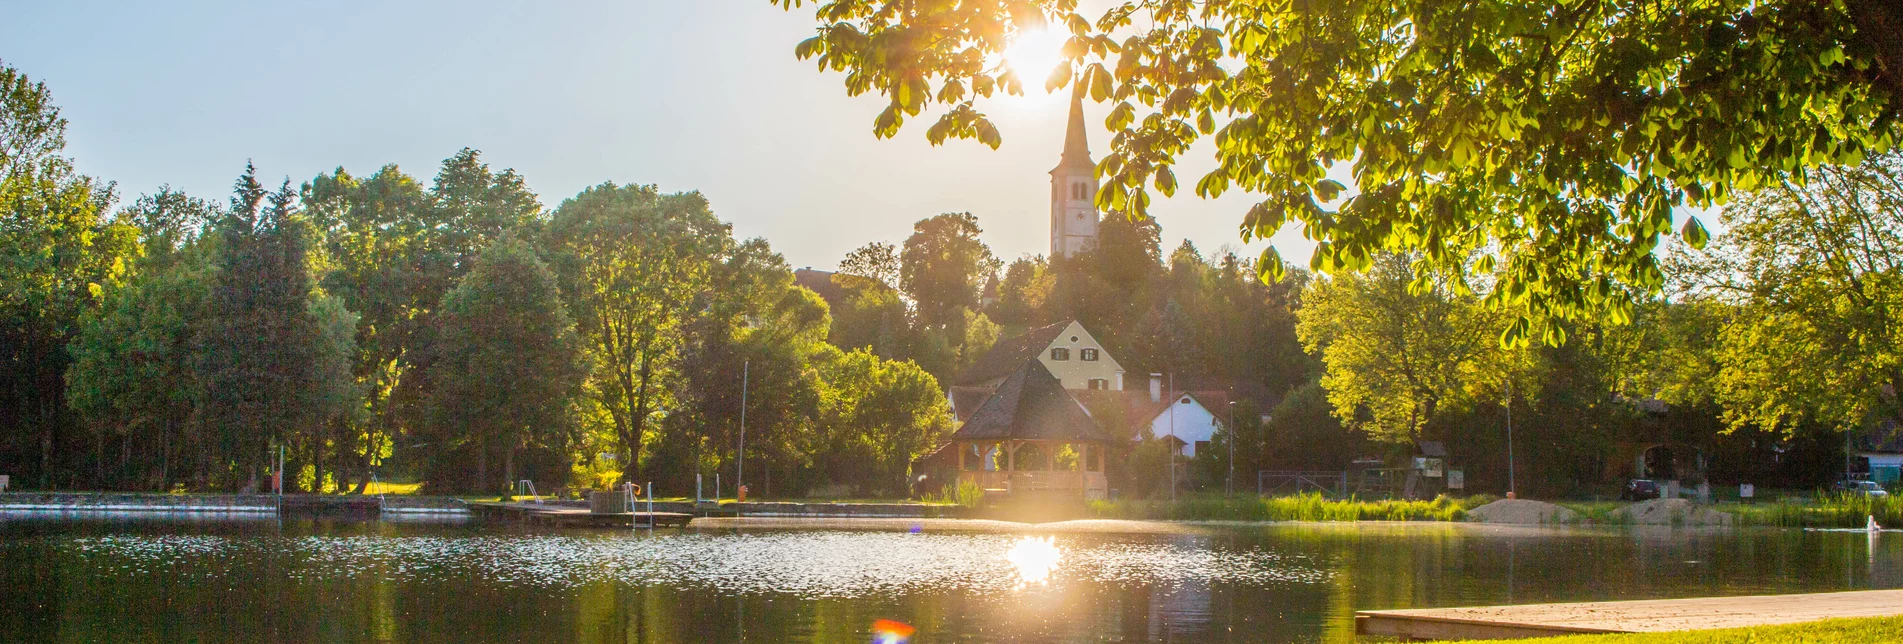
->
[1053,85,1094,174]
[1049,86,1100,258]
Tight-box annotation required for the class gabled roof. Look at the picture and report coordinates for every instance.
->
[948,386,996,423]
[952,320,1072,387]
[950,360,1110,443]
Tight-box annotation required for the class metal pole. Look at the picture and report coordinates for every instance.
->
[1227,401,1236,496]
[1168,372,1176,503]
[277,444,284,498]
[1507,378,1516,497]
[738,359,748,492]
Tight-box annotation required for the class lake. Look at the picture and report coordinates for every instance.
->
[0,514,1897,642]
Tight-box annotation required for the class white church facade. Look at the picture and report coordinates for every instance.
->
[1049,89,1100,258]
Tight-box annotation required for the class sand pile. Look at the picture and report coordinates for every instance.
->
[1467,499,1579,524]
[1613,498,1733,526]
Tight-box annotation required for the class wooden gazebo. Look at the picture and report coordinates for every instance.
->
[947,360,1112,500]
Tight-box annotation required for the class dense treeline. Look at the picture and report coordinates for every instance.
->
[2,62,948,495]
[5,52,1894,500]
[831,164,1903,498]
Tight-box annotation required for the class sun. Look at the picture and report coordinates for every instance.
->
[999,28,1071,96]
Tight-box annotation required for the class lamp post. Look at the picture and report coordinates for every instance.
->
[1167,372,1176,503]
[737,359,749,495]
[1227,400,1237,496]
[1506,377,1516,498]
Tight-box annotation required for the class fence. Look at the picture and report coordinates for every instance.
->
[1257,470,1351,497]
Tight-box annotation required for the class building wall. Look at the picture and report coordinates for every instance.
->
[1149,396,1223,457]
[1035,321,1126,391]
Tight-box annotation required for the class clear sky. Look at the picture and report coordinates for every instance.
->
[4,1,1313,272]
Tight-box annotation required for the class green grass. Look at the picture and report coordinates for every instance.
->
[1446,616,1903,643]
[1719,492,1903,528]
[360,481,421,496]
[1087,492,1495,522]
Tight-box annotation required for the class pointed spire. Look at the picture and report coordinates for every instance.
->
[1052,83,1094,174]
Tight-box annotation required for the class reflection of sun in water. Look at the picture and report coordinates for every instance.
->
[999,28,1071,96]
[1005,536,1063,586]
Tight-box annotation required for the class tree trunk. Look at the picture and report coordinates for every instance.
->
[504,445,517,498]
[477,435,490,496]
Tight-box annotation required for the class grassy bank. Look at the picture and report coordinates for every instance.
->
[1449,616,1903,643]
[1558,492,1903,528]
[1087,493,1494,522]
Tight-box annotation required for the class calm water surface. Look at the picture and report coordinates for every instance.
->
[0,513,1898,642]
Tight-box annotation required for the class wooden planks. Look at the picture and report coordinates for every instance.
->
[1356,589,1903,640]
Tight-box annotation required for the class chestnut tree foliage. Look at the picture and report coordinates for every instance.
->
[771,0,1902,345]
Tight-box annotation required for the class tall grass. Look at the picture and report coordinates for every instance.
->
[921,480,986,509]
[1087,492,1494,522]
[1723,492,1903,528]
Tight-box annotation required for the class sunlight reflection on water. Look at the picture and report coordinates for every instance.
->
[61,530,1331,598]
[1006,535,1062,586]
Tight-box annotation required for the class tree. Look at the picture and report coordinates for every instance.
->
[772,0,1902,340]
[899,212,999,330]
[422,235,586,493]
[813,348,951,495]
[302,150,541,491]
[65,230,213,490]
[1677,152,1903,436]
[839,241,901,290]
[196,165,356,490]
[544,183,730,484]
[0,61,138,488]
[1296,254,1525,442]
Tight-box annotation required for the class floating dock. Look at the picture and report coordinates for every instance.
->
[467,501,692,528]
[1355,589,1903,640]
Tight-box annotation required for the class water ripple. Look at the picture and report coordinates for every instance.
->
[57,531,1331,598]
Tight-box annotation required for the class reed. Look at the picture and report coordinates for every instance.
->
[1086,492,1494,522]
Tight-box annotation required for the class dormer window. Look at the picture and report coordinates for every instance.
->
[1081,348,1099,361]
[1050,348,1070,361]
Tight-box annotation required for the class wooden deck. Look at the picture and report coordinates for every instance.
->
[1356,589,1903,640]
[467,502,693,528]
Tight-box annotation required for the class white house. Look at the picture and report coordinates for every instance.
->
[1134,374,1230,458]
[952,320,1126,392]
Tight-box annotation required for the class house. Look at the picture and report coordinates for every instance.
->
[1855,422,1903,485]
[1138,385,1231,458]
[953,320,1127,393]
[933,359,1113,500]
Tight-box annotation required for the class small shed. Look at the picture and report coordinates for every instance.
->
[947,360,1113,500]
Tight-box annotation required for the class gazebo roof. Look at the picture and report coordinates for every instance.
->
[951,360,1111,443]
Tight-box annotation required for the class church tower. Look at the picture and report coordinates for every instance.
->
[1050,87,1099,258]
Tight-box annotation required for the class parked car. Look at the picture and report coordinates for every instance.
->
[1621,479,1661,501]
[1832,479,1890,497]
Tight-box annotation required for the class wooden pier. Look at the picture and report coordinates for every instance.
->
[1356,589,1903,640]
[467,502,693,528]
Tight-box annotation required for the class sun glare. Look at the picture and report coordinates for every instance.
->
[1006,536,1063,586]
[1000,28,1071,96]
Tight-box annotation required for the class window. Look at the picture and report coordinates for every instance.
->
[1180,397,1192,405]
[1050,348,1070,361]
[1088,378,1109,390]
[1081,348,1099,361]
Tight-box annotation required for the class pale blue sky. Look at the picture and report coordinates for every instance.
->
[4,1,1309,271]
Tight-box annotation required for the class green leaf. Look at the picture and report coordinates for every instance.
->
[1256,247,1286,282]
[1088,64,1113,102]
[1680,215,1710,249]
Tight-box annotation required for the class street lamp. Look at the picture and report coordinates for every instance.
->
[1227,400,1237,496]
